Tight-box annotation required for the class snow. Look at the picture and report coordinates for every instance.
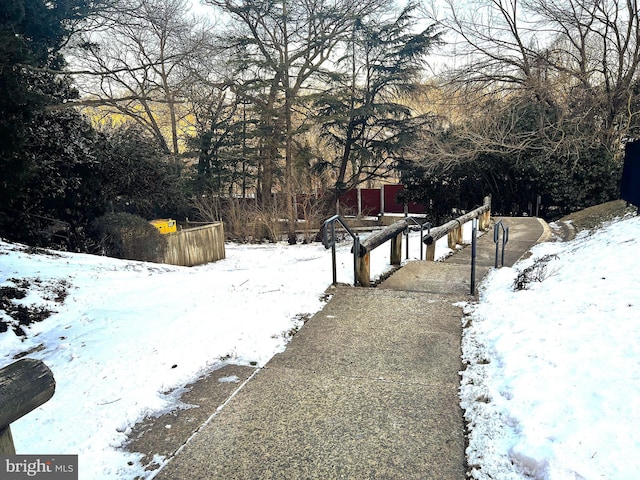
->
[3,213,638,480]
[461,213,640,479]
[0,228,450,479]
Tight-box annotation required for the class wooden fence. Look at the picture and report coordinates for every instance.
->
[163,222,226,267]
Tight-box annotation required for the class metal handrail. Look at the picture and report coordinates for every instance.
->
[470,218,478,294]
[404,217,431,260]
[494,220,509,268]
[323,215,360,286]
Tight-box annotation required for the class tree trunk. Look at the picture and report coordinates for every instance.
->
[283,1,297,244]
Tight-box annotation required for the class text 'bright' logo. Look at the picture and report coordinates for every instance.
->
[5,458,52,476]
[1,455,77,479]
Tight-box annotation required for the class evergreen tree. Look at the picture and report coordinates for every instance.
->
[0,0,105,241]
[315,3,441,199]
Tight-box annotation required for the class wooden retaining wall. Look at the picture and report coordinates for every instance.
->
[163,222,226,267]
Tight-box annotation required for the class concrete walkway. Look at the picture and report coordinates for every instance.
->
[150,217,547,480]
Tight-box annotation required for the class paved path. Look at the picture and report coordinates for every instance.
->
[147,217,547,480]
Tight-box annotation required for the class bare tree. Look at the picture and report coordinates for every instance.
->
[424,0,640,163]
[393,0,635,216]
[529,0,640,149]
[71,0,212,154]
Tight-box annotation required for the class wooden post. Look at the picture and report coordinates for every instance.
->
[0,358,55,454]
[447,230,457,249]
[482,210,491,230]
[447,220,464,250]
[426,243,436,261]
[0,426,15,455]
[356,252,371,287]
[447,223,463,248]
[390,233,402,265]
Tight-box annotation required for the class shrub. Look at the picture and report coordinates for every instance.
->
[513,254,559,290]
[192,195,289,243]
[90,213,166,262]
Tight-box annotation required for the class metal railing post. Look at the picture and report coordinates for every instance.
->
[405,226,410,260]
[494,220,501,268]
[323,215,360,287]
[502,225,509,266]
[405,217,430,261]
[353,236,360,287]
[494,220,509,268]
[331,222,337,285]
[471,218,477,294]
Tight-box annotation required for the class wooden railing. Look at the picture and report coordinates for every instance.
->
[0,359,55,454]
[352,217,416,287]
[353,196,492,286]
[422,196,492,258]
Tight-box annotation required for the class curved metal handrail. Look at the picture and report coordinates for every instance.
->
[323,215,360,286]
[404,217,431,260]
[494,220,509,268]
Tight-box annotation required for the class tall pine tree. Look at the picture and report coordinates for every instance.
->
[316,3,441,199]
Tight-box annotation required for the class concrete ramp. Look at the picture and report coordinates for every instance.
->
[148,217,547,480]
[380,261,483,294]
[381,216,546,294]
[156,288,466,480]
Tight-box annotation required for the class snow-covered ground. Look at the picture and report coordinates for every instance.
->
[0,227,453,479]
[461,213,640,479]
[1,213,638,480]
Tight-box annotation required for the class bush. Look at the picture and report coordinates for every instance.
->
[513,254,559,290]
[90,213,166,262]
[191,195,289,243]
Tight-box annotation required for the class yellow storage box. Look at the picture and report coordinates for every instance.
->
[150,218,177,234]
